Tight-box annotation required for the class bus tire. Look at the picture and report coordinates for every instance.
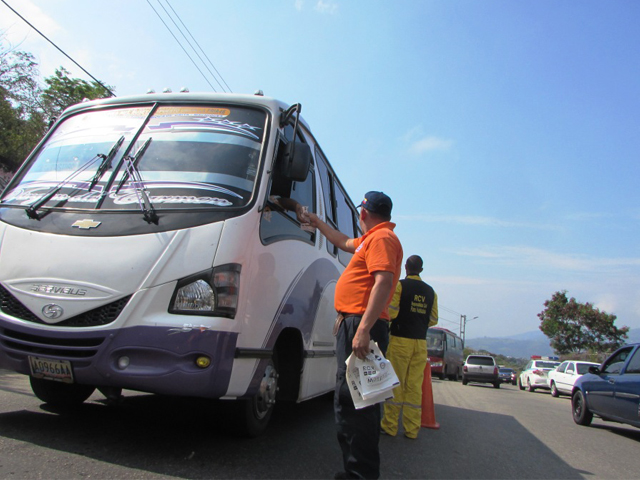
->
[236,356,279,438]
[29,376,95,407]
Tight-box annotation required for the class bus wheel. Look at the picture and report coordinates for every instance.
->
[237,357,279,438]
[29,377,95,407]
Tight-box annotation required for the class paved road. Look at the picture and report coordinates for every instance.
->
[1,370,639,479]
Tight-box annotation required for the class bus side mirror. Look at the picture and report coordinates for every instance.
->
[280,141,311,182]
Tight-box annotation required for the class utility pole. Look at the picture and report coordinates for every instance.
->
[460,315,478,347]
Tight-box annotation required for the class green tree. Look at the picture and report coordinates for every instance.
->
[538,290,628,355]
[0,33,114,173]
[41,67,114,121]
[0,40,42,115]
[0,35,47,172]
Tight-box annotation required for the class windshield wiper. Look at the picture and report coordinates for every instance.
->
[26,155,101,220]
[88,135,125,191]
[119,139,158,224]
[115,138,152,194]
[26,136,128,220]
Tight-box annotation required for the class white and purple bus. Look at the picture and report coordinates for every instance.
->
[0,91,361,436]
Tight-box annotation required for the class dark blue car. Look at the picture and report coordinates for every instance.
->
[572,343,640,429]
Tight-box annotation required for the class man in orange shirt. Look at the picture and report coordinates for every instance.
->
[308,191,403,480]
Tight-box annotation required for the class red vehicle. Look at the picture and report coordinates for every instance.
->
[427,327,464,380]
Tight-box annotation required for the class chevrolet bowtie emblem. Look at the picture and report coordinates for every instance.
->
[72,219,102,229]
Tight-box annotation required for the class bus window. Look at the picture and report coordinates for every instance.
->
[315,151,334,225]
[334,183,356,266]
[260,133,316,245]
[427,330,444,354]
[315,149,337,257]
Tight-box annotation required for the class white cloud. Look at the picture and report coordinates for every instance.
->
[594,293,618,315]
[0,0,61,48]
[294,0,304,12]
[450,245,640,273]
[564,212,609,221]
[314,1,338,14]
[401,126,453,156]
[432,275,493,286]
[409,136,453,155]
[397,213,559,230]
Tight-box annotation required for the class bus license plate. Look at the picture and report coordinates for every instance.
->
[28,356,74,384]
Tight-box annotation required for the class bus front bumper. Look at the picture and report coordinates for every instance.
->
[0,321,238,399]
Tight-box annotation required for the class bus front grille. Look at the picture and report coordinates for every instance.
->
[0,284,131,327]
[0,326,106,359]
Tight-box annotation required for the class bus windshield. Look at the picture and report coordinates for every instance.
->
[2,104,267,211]
[427,329,444,355]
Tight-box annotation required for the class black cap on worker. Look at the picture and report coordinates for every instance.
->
[357,191,393,217]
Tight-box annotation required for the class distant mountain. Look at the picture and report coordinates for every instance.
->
[465,332,553,359]
[465,328,640,360]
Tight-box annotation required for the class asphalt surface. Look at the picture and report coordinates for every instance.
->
[1,370,640,479]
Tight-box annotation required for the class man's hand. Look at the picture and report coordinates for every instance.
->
[294,203,308,223]
[352,328,371,360]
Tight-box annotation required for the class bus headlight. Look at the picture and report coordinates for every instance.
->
[174,279,215,312]
[169,264,241,318]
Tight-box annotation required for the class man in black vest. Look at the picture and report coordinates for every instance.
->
[381,254,438,439]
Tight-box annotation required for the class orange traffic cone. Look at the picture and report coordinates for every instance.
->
[421,360,440,429]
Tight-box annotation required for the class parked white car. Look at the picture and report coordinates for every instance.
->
[547,360,600,397]
[518,358,561,392]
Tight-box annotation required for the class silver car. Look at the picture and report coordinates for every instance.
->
[462,355,500,388]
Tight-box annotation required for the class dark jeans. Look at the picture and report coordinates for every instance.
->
[335,316,389,479]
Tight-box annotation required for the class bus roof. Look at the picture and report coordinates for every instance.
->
[428,326,461,339]
[61,91,310,130]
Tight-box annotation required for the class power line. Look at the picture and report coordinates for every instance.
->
[0,0,116,97]
[438,317,461,330]
[440,304,462,317]
[163,0,231,93]
[146,0,218,92]
[147,0,231,93]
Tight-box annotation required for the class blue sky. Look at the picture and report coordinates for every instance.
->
[2,0,639,339]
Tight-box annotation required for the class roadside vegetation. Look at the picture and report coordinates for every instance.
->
[464,290,628,374]
[0,33,113,183]
[538,290,628,360]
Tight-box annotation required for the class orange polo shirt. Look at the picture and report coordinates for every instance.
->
[334,222,403,320]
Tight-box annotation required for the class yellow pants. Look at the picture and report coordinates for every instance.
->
[381,336,427,438]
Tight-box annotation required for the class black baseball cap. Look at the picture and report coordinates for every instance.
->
[358,191,393,216]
